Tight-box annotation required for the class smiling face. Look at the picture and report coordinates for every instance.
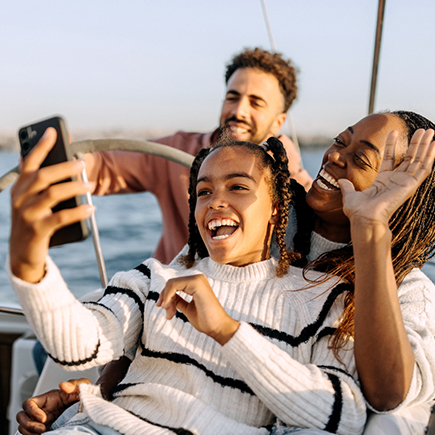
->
[219,67,286,144]
[306,113,408,239]
[195,146,278,266]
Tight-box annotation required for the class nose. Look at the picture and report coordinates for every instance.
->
[231,97,250,121]
[208,191,227,210]
[327,150,346,168]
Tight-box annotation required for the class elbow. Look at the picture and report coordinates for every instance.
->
[365,390,408,412]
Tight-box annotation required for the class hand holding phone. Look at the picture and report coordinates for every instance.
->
[18,116,89,247]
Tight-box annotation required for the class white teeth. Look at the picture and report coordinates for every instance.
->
[230,126,248,134]
[213,234,231,240]
[208,219,237,230]
[319,169,340,189]
[316,179,334,191]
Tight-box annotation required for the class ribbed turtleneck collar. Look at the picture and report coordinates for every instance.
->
[307,231,348,262]
[198,257,278,282]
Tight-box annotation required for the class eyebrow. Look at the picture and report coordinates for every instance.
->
[347,126,381,156]
[226,90,267,106]
[197,172,256,185]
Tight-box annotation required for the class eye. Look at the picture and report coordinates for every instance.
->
[230,185,248,191]
[197,189,211,197]
[355,154,372,169]
[250,99,265,109]
[333,137,345,147]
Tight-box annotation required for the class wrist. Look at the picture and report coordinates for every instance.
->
[10,257,46,283]
[211,319,240,346]
[350,216,391,242]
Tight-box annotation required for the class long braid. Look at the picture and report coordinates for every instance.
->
[304,110,435,353]
[266,137,292,276]
[179,148,211,268]
[289,179,314,268]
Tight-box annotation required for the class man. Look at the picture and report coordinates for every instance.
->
[84,47,312,264]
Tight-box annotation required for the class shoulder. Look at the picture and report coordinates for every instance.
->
[398,268,435,302]
[398,268,435,322]
[153,130,215,154]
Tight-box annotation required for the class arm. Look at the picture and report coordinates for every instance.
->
[340,129,435,410]
[83,151,157,195]
[158,275,367,434]
[8,128,145,370]
[96,355,132,400]
[222,322,366,435]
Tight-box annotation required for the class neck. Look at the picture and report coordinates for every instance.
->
[313,217,351,243]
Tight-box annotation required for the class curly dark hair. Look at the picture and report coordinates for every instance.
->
[225,47,298,113]
[179,136,295,277]
[292,111,435,353]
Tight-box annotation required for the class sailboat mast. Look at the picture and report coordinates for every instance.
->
[368,0,386,114]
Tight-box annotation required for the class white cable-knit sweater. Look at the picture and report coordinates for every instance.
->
[8,254,367,435]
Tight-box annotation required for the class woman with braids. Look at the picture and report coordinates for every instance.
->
[282,110,435,433]
[8,129,369,435]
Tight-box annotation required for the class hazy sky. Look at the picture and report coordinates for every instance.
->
[1,0,434,138]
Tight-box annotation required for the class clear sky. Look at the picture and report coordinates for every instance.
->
[1,0,434,138]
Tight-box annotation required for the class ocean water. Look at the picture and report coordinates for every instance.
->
[0,149,434,306]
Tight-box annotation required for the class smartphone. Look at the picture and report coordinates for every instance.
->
[18,116,89,247]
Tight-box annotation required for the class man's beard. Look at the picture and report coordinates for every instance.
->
[218,117,268,144]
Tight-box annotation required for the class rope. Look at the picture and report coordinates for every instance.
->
[259,0,301,157]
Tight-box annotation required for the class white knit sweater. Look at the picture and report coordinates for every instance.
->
[308,231,435,413]
[8,254,367,435]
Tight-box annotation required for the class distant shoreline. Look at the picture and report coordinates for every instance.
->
[0,131,330,152]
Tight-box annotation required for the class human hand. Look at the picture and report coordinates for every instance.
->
[340,129,435,227]
[157,274,239,345]
[16,378,90,435]
[9,127,95,283]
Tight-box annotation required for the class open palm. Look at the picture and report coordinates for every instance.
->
[340,129,435,225]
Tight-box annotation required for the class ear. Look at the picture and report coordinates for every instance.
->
[269,204,279,225]
[270,112,287,136]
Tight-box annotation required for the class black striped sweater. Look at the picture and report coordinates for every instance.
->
[9,255,367,435]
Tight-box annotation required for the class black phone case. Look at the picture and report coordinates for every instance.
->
[18,116,89,247]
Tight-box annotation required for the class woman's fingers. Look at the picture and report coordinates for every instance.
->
[157,276,193,319]
[156,275,238,344]
[380,130,399,172]
[404,129,435,175]
[396,129,434,173]
[21,127,57,173]
[12,159,86,207]
[19,180,94,222]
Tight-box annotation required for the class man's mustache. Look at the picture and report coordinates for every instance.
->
[222,116,251,129]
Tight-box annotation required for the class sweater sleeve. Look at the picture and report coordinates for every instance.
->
[7,256,148,371]
[83,131,207,197]
[83,148,164,195]
[221,322,366,435]
[368,268,435,413]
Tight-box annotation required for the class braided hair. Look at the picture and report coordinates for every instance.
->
[303,111,435,352]
[179,136,294,277]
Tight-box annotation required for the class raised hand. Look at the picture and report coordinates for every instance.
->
[157,274,239,345]
[16,378,90,435]
[9,127,95,283]
[339,129,435,226]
